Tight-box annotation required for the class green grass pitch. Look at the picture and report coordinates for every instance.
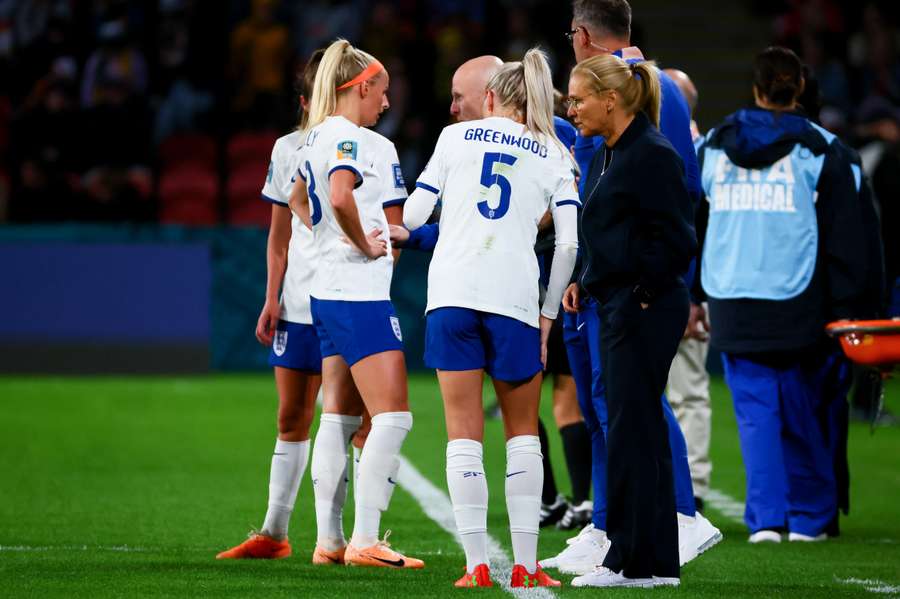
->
[1,373,898,597]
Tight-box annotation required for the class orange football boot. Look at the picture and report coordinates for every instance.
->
[344,531,424,569]
[454,564,493,587]
[510,564,561,588]
[216,533,291,559]
[312,544,346,565]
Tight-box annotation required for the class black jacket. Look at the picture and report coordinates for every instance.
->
[579,111,697,304]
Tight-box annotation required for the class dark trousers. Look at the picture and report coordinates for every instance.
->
[599,284,688,579]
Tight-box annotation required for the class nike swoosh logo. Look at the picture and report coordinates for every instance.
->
[369,555,405,567]
[387,477,397,485]
[576,322,585,331]
[506,471,527,478]
[273,452,288,456]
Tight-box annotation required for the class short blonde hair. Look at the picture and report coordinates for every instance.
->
[572,54,661,128]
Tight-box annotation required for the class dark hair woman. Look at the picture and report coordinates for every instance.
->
[694,46,873,545]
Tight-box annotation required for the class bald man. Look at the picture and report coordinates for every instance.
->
[449,55,503,122]
[663,68,700,140]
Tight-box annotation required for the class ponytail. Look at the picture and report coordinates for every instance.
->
[306,39,380,130]
[487,47,569,160]
[572,54,661,128]
[629,61,660,128]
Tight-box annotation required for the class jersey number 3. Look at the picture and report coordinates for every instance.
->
[477,152,518,220]
[304,161,323,226]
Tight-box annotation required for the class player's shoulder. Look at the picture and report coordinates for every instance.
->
[360,127,397,153]
[272,129,305,158]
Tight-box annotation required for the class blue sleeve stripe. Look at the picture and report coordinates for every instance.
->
[415,181,440,195]
[261,193,288,206]
[555,199,581,208]
[382,197,406,208]
[328,165,364,189]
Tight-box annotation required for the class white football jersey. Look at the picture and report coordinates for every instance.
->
[296,116,400,301]
[416,116,579,327]
[262,130,316,324]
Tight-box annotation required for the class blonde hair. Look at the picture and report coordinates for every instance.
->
[572,54,661,128]
[486,47,567,158]
[306,39,380,129]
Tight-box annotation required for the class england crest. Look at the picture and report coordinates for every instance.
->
[390,316,402,342]
[273,330,288,356]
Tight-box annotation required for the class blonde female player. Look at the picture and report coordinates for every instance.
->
[403,47,579,588]
[291,39,422,569]
[216,48,408,563]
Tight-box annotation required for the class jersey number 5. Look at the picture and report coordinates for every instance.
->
[477,152,518,220]
[304,161,323,226]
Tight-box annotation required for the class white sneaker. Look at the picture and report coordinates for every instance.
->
[678,511,724,565]
[539,523,609,574]
[748,530,782,543]
[571,566,655,588]
[653,576,681,587]
[788,532,827,542]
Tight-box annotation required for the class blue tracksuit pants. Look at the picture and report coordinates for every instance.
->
[563,298,696,531]
[722,352,839,536]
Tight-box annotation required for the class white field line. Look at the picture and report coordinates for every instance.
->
[397,456,555,598]
[838,577,900,596]
[704,488,745,523]
[0,545,154,552]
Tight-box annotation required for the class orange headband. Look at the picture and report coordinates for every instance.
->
[336,60,385,91]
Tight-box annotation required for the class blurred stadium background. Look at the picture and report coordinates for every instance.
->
[0,0,898,373]
[1,1,900,597]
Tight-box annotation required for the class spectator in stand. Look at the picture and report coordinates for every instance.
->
[9,58,82,222]
[229,0,290,129]
[81,19,148,108]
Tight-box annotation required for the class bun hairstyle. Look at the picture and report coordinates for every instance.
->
[753,46,804,108]
[486,47,567,157]
[306,39,380,129]
[571,54,661,128]
[296,48,325,130]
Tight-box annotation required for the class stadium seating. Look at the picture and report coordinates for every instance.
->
[226,131,279,171]
[225,165,272,227]
[158,133,218,171]
[158,165,220,225]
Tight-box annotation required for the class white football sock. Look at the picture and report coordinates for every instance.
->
[505,435,543,572]
[352,444,362,491]
[447,439,489,571]
[260,439,309,540]
[310,413,361,551]
[350,411,412,548]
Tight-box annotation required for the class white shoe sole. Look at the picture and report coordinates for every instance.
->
[653,577,681,587]
[572,576,656,588]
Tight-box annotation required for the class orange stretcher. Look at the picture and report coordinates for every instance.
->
[826,319,900,369]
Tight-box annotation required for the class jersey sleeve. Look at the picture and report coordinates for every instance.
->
[325,129,367,188]
[261,140,293,205]
[414,128,449,196]
[548,155,581,210]
[376,141,408,209]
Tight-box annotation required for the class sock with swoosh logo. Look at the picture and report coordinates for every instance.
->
[261,439,310,540]
[350,411,413,548]
[446,438,489,572]
[505,435,542,572]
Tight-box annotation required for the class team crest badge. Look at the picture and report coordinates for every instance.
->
[390,316,402,342]
[337,140,358,160]
[273,330,288,356]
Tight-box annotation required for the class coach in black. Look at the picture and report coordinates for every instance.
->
[564,53,697,588]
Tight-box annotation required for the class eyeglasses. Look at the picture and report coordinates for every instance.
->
[565,27,581,43]
[566,93,594,110]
